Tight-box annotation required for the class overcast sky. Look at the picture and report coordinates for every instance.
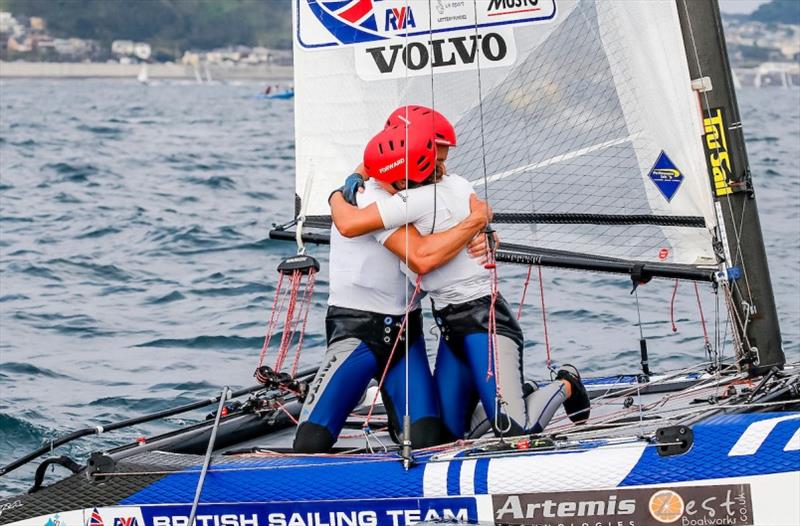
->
[718,0,770,14]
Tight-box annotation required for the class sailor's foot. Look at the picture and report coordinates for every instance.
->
[522,379,539,398]
[556,364,590,424]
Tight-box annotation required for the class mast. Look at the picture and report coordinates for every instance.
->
[676,0,784,372]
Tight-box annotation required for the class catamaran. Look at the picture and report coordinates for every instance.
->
[1,1,797,525]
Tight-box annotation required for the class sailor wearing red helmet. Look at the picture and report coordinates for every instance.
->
[329,105,591,441]
[294,120,492,453]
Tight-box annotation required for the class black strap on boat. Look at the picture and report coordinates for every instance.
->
[284,213,707,228]
[0,366,319,478]
[492,213,706,227]
[29,456,82,493]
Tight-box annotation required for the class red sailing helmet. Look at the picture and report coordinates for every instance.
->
[385,105,457,147]
[363,123,436,184]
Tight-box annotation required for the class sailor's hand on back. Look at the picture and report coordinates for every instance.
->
[329,171,366,206]
[340,173,365,206]
[469,194,492,224]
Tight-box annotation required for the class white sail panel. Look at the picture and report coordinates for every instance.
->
[292,0,719,266]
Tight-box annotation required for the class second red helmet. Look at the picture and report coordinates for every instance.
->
[363,123,436,184]
[385,105,457,147]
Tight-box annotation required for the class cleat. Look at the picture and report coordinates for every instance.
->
[556,364,590,424]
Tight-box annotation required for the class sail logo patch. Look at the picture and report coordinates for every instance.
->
[703,107,735,197]
[487,0,542,17]
[296,0,556,49]
[648,151,684,202]
[385,5,416,30]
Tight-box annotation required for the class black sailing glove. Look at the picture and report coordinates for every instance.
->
[328,173,365,206]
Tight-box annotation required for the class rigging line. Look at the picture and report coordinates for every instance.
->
[401,1,412,459]
[516,264,533,320]
[669,279,680,333]
[715,285,720,357]
[694,281,714,365]
[538,265,553,371]
[471,0,489,202]
[680,0,754,308]
[732,194,754,303]
[427,0,438,235]
[634,289,645,341]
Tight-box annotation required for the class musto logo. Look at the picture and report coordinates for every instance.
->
[487,0,542,17]
[492,484,754,526]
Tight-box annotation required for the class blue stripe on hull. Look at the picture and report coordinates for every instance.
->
[122,454,431,505]
[622,412,800,486]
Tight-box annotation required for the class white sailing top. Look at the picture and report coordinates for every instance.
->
[375,174,491,307]
[328,179,419,315]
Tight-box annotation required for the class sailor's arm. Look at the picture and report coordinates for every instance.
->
[329,193,384,237]
[382,195,490,275]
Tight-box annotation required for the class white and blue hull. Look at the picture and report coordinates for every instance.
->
[3,411,798,526]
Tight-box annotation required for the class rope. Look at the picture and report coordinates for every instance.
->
[670,279,679,332]
[537,266,552,370]
[516,264,533,320]
[363,276,424,429]
[290,270,317,377]
[273,400,299,425]
[694,282,712,353]
[274,270,303,372]
[258,272,287,368]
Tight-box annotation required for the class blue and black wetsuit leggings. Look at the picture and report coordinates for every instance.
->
[433,295,567,440]
[293,306,443,453]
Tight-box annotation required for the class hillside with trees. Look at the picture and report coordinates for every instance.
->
[0,0,292,59]
[750,0,800,25]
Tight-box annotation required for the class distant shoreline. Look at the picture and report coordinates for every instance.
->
[0,61,293,80]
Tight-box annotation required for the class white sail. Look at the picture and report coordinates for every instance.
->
[292,0,719,265]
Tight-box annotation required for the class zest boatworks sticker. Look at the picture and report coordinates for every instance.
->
[703,107,735,197]
[492,484,754,526]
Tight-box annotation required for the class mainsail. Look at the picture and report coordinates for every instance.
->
[294,0,715,265]
[289,0,783,369]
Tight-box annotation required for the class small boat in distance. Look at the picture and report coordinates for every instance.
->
[256,84,294,100]
[136,64,148,85]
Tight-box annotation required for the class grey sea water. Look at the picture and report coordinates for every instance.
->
[0,80,798,498]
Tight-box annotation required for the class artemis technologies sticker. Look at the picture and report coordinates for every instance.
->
[648,151,685,202]
[492,484,754,526]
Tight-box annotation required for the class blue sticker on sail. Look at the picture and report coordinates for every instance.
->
[648,151,684,202]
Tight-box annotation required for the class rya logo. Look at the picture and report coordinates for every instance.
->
[385,6,416,31]
[113,518,139,526]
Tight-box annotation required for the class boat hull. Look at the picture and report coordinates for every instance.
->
[1,412,798,526]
